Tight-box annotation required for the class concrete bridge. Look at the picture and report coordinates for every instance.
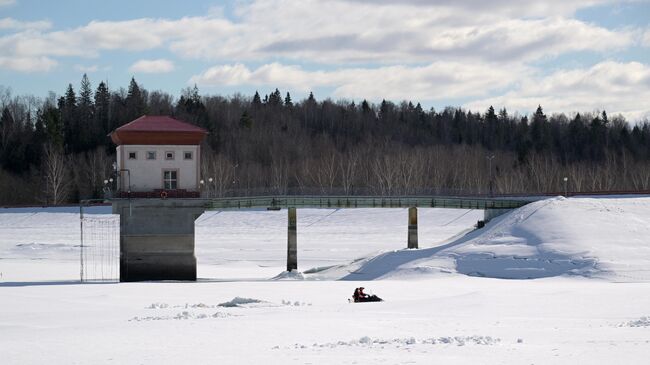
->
[111,196,532,282]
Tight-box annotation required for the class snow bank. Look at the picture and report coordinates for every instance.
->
[272,271,305,280]
[218,297,265,307]
[326,196,650,281]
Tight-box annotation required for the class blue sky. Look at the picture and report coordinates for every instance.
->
[0,0,649,121]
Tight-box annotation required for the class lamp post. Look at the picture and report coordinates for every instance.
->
[208,177,214,198]
[563,177,568,197]
[232,163,239,196]
[487,154,495,197]
[103,178,114,199]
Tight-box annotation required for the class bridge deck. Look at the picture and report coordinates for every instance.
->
[205,196,532,210]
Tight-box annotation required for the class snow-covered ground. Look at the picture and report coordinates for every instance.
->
[1,198,650,364]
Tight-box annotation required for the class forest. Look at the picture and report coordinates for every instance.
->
[1,74,649,205]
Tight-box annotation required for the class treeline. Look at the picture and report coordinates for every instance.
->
[1,75,650,205]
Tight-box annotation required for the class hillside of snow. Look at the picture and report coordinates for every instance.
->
[322,196,650,282]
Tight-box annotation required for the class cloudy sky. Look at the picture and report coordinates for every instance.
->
[1,0,649,120]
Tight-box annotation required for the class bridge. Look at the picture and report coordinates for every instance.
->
[109,195,534,282]
[205,195,529,210]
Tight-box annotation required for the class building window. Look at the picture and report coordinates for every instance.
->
[128,152,137,160]
[163,170,178,190]
[183,151,193,160]
[146,151,156,160]
[165,151,175,160]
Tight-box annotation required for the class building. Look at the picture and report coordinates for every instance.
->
[110,115,208,198]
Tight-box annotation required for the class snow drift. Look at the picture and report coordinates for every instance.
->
[324,196,650,281]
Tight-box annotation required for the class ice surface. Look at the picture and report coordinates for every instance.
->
[2,198,650,364]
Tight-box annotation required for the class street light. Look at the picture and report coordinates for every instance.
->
[232,164,239,195]
[563,177,568,197]
[103,178,113,199]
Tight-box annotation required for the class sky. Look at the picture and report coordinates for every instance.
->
[0,0,649,121]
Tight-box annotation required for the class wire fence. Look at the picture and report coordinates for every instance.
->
[80,200,120,282]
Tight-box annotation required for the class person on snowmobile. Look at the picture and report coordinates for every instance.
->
[358,287,368,299]
[353,287,382,302]
[352,287,363,302]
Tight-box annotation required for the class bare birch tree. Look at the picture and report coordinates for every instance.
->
[43,145,71,205]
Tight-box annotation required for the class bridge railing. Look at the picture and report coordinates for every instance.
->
[205,195,532,210]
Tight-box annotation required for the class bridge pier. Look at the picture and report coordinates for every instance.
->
[408,207,418,249]
[113,199,207,282]
[287,207,297,271]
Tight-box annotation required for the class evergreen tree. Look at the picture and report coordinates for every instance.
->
[42,103,64,148]
[516,116,531,163]
[94,81,110,140]
[252,91,262,108]
[239,110,253,129]
[361,100,371,114]
[0,107,27,173]
[268,88,282,106]
[284,92,293,107]
[61,84,78,152]
[531,105,550,152]
[589,113,607,161]
[125,77,145,121]
[77,74,94,150]
[484,105,498,150]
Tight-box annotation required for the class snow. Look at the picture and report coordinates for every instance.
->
[326,196,650,281]
[1,198,650,364]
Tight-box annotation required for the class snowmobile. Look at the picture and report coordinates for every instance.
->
[350,287,383,303]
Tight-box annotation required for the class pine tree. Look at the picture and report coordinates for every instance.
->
[42,103,64,148]
[94,81,110,139]
[61,84,78,152]
[531,105,550,152]
[284,92,293,107]
[361,99,371,114]
[0,107,28,173]
[484,106,498,150]
[268,88,282,106]
[252,91,262,108]
[239,110,253,129]
[125,77,145,121]
[77,74,94,150]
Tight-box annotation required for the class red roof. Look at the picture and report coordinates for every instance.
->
[115,115,208,133]
[110,115,208,145]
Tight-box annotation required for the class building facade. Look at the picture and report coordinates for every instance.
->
[110,115,208,197]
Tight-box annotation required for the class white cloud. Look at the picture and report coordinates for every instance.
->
[0,17,51,31]
[0,1,635,65]
[465,61,650,122]
[0,0,646,120]
[346,0,615,17]
[193,60,650,122]
[0,0,15,7]
[129,59,174,73]
[191,62,527,100]
[0,56,56,72]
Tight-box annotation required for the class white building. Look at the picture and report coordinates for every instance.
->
[110,115,208,198]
